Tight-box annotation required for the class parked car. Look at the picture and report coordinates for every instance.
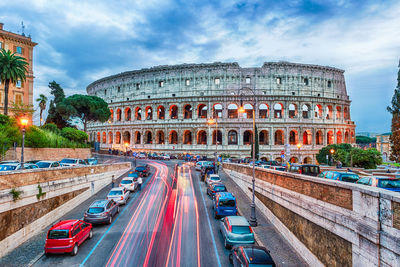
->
[137,153,147,159]
[356,177,400,192]
[205,174,222,186]
[319,171,360,183]
[213,192,237,219]
[60,158,87,167]
[0,160,19,164]
[107,187,130,205]
[288,164,320,176]
[229,245,276,267]
[44,220,92,256]
[36,161,61,168]
[207,182,227,198]
[0,163,39,171]
[220,216,255,249]
[26,160,41,164]
[84,199,119,224]
[119,177,138,192]
[196,161,213,171]
[162,154,171,160]
[135,165,150,177]
[86,157,98,165]
[269,166,286,171]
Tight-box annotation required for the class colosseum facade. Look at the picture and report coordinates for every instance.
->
[86,61,356,163]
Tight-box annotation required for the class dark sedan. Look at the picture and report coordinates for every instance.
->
[229,245,276,266]
[135,165,150,177]
[206,182,227,198]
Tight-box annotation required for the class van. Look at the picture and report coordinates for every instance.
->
[289,164,320,176]
[212,192,237,219]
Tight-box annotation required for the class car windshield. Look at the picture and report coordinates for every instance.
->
[378,179,400,188]
[0,165,17,171]
[211,176,220,180]
[136,167,145,171]
[121,180,133,184]
[87,207,104,214]
[245,249,273,265]
[61,159,76,164]
[87,158,96,162]
[48,229,69,239]
[232,226,251,234]
[108,190,123,196]
[128,173,139,178]
[214,186,226,192]
[341,174,359,183]
[219,200,235,207]
[37,162,51,168]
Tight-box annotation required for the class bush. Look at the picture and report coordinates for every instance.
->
[61,127,88,143]
[0,115,21,156]
[41,123,60,134]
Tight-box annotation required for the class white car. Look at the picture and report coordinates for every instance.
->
[107,187,130,205]
[205,174,221,186]
[162,155,171,160]
[119,177,137,192]
[0,163,39,171]
[60,158,86,167]
[137,153,146,159]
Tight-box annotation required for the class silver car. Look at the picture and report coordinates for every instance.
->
[84,199,119,224]
[119,177,138,192]
[0,163,39,171]
[107,187,130,205]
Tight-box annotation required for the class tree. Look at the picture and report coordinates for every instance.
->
[36,94,48,126]
[356,136,376,144]
[0,114,21,157]
[10,103,34,119]
[61,127,88,143]
[45,81,68,128]
[316,143,352,164]
[387,59,400,162]
[57,94,111,132]
[0,49,28,115]
[350,148,382,169]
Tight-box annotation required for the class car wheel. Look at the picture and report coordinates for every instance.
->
[88,229,93,239]
[108,215,113,225]
[71,244,78,256]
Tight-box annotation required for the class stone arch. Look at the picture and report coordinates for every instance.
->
[197,130,207,145]
[303,130,312,145]
[228,130,238,145]
[288,103,297,118]
[351,131,355,143]
[169,130,178,144]
[228,103,238,119]
[289,156,299,163]
[198,104,207,118]
[110,109,114,121]
[259,130,269,145]
[123,131,131,145]
[158,105,165,120]
[156,130,165,144]
[337,131,342,144]
[243,103,253,119]
[170,105,178,119]
[102,132,106,144]
[327,131,334,144]
[116,108,122,121]
[289,130,298,145]
[274,103,283,118]
[145,131,153,144]
[145,106,153,120]
[184,104,192,119]
[108,131,113,144]
[213,103,223,118]
[183,130,193,144]
[336,106,341,120]
[326,105,333,119]
[115,131,121,144]
[302,104,311,119]
[259,103,269,119]
[345,131,350,143]
[125,107,131,121]
[243,130,253,145]
[303,157,312,164]
[134,131,141,144]
[96,132,100,143]
[274,130,284,145]
[212,130,222,145]
[314,104,322,118]
[135,107,142,120]
[344,107,349,120]
[316,130,323,145]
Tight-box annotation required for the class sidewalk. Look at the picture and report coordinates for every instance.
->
[219,169,308,267]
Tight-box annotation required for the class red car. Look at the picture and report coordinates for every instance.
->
[45,220,93,256]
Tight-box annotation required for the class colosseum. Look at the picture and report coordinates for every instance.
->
[86,61,356,163]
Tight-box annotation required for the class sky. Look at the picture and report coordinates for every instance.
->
[0,0,399,133]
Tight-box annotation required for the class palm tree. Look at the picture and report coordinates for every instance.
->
[36,94,48,126]
[0,48,28,115]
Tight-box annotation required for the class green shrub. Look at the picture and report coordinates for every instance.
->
[41,123,60,134]
[61,127,88,143]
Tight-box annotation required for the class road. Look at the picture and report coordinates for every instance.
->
[30,157,231,267]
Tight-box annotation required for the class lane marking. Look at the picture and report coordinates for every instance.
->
[188,167,201,267]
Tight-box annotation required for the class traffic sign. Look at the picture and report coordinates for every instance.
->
[281,150,284,155]
[281,154,285,159]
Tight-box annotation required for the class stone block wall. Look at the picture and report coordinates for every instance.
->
[224,163,400,267]
[4,147,91,162]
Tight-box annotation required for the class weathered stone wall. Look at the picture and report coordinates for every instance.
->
[4,147,91,162]
[224,163,400,267]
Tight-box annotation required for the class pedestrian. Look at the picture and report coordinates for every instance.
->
[138,176,143,191]
[111,175,116,188]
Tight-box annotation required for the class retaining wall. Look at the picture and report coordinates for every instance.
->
[223,163,400,267]
[4,147,91,162]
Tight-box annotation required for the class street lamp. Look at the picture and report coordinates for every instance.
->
[330,148,335,166]
[208,118,218,173]
[238,87,257,227]
[20,118,29,169]
[296,143,302,163]
[124,142,129,156]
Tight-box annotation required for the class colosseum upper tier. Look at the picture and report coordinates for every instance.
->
[87,61,356,163]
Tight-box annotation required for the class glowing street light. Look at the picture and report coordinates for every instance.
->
[20,117,29,169]
[296,143,302,149]
[238,106,245,113]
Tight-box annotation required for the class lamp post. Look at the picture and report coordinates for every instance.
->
[238,87,257,227]
[208,117,218,173]
[330,148,335,166]
[297,143,302,163]
[20,118,29,169]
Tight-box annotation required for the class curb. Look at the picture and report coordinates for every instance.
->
[27,252,44,267]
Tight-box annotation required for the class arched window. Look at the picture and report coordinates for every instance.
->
[326,106,333,120]
[336,106,341,120]
[259,130,269,145]
[243,104,253,119]
[337,131,342,144]
[183,130,192,144]
[158,106,165,120]
[316,130,323,145]
[146,106,153,120]
[303,130,311,145]
[125,107,131,121]
[212,130,222,145]
[345,131,350,143]
[289,104,297,118]
[135,107,142,120]
[156,130,165,144]
[351,131,355,143]
[259,104,269,119]
[228,130,238,145]
[327,131,334,145]
[170,105,178,119]
[303,157,312,164]
[289,130,298,145]
[198,104,207,118]
[228,103,238,118]
[145,131,152,144]
[108,132,113,144]
[314,104,322,118]
[134,131,141,144]
[110,109,114,121]
[302,104,310,119]
[169,131,178,144]
[289,157,299,163]
[213,104,223,118]
[274,103,283,118]
[274,130,284,145]
[115,132,121,144]
[243,130,253,145]
[123,131,131,145]
[102,132,106,144]
[116,109,122,121]
[184,104,192,119]
[197,130,207,145]
[344,107,349,120]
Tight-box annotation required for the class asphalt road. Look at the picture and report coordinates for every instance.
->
[25,157,232,267]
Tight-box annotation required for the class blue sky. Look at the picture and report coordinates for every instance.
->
[1,0,399,133]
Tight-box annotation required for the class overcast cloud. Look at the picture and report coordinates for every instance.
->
[0,0,399,133]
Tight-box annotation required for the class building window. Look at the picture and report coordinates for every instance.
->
[16,80,22,88]
[117,86,120,93]
[304,78,309,86]
[327,81,332,88]
[245,77,251,84]
[214,78,220,85]
[15,94,22,104]
[104,89,107,95]
[136,83,140,90]
[276,77,282,85]
[185,79,190,86]
[16,46,22,54]
[159,81,164,87]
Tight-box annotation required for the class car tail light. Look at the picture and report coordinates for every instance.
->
[120,196,123,200]
[249,226,253,233]
[119,184,122,187]
[228,224,232,232]
[212,190,215,194]
[298,169,302,174]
